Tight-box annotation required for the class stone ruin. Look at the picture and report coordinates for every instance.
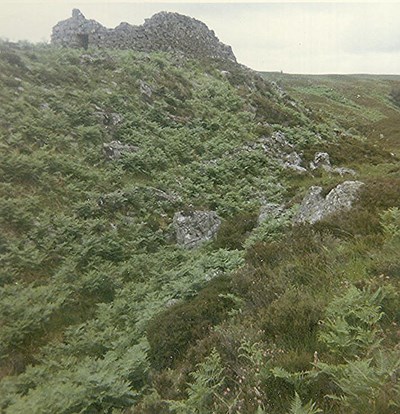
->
[51,9,236,62]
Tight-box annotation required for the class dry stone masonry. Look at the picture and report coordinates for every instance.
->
[52,9,236,62]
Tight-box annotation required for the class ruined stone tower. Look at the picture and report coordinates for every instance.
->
[51,9,236,62]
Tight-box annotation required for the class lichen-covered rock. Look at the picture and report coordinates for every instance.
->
[283,151,307,173]
[173,210,221,248]
[103,140,138,160]
[294,181,364,225]
[52,9,236,62]
[310,152,356,176]
[310,152,331,171]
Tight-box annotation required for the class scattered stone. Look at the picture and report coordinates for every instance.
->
[270,81,286,98]
[94,105,124,127]
[79,54,96,64]
[259,132,307,173]
[310,152,356,176]
[333,167,357,177]
[51,9,236,62]
[173,210,221,249]
[139,80,152,99]
[261,131,294,151]
[40,103,50,110]
[166,298,179,307]
[293,181,364,225]
[283,151,307,173]
[103,140,138,160]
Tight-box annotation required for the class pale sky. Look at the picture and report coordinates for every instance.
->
[1,1,400,74]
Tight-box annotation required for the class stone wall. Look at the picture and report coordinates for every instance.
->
[51,9,236,62]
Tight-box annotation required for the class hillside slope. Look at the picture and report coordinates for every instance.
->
[263,72,400,154]
[1,42,400,413]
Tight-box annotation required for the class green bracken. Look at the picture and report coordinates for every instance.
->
[0,40,400,413]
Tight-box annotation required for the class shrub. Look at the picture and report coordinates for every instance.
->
[313,208,382,237]
[304,135,393,166]
[214,212,258,250]
[147,277,234,369]
[288,393,322,414]
[359,177,400,212]
[380,207,400,240]
[261,289,324,349]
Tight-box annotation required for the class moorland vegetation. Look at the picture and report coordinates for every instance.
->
[0,40,400,413]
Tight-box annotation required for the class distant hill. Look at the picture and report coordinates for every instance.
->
[262,72,400,153]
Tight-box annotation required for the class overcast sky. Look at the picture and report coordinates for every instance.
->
[1,1,400,74]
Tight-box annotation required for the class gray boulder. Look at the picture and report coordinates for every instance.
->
[173,210,221,248]
[94,106,124,128]
[294,181,364,225]
[103,140,139,160]
[283,151,307,174]
[310,152,331,171]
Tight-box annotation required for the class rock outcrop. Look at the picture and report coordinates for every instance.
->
[51,9,236,62]
[294,181,364,225]
[173,210,221,248]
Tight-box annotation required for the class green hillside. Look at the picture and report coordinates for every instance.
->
[1,41,400,413]
[262,72,400,153]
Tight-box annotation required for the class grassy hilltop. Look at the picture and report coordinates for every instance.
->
[1,41,400,413]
